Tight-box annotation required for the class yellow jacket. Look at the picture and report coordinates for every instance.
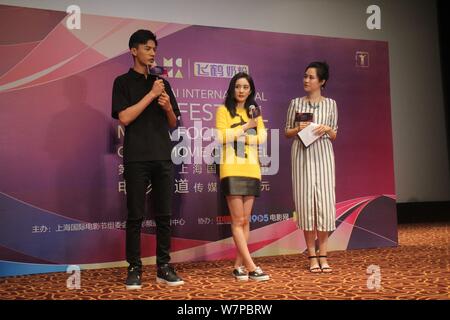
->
[215,105,267,180]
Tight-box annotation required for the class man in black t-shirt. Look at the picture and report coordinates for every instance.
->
[112,29,183,289]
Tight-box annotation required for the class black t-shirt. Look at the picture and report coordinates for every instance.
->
[112,68,181,163]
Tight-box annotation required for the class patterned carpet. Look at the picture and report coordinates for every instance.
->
[1,223,448,300]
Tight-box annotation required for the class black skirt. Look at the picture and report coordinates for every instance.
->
[221,176,261,197]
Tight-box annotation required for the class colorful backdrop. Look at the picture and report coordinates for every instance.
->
[0,5,397,276]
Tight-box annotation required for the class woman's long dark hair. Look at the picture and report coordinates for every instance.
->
[224,72,258,118]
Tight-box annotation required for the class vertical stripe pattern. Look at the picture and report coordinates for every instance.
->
[285,97,338,231]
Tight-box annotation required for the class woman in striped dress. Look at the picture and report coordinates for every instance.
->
[285,62,338,273]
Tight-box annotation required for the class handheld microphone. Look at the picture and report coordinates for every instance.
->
[149,66,168,77]
[147,64,168,96]
[249,105,256,119]
[249,104,261,119]
[247,105,258,136]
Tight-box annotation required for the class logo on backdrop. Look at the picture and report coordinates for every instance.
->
[356,51,370,68]
[194,62,249,78]
[163,57,184,78]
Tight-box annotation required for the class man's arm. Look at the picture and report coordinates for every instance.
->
[118,92,156,126]
[118,79,165,126]
[157,91,177,128]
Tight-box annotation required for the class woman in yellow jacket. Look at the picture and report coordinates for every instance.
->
[215,72,269,281]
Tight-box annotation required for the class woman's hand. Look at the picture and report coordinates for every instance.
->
[243,118,257,131]
[313,124,332,136]
[297,121,311,132]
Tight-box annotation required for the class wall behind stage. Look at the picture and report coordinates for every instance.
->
[0,5,398,276]
[0,0,448,204]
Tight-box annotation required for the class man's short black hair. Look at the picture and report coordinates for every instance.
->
[128,29,158,49]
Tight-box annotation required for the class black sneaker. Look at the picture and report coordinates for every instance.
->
[248,266,270,281]
[156,264,184,286]
[126,266,142,290]
[232,266,248,281]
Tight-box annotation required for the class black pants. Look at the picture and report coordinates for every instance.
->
[124,161,173,268]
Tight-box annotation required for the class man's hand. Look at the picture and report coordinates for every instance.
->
[158,91,172,112]
[150,79,165,98]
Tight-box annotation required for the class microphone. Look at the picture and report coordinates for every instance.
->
[149,65,168,78]
[147,64,167,97]
[146,63,168,79]
[247,105,258,136]
[249,105,256,119]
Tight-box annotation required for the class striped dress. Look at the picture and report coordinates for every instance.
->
[285,97,338,231]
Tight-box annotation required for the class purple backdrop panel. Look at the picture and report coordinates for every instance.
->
[0,6,396,276]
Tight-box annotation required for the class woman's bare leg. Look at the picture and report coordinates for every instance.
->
[227,196,257,271]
